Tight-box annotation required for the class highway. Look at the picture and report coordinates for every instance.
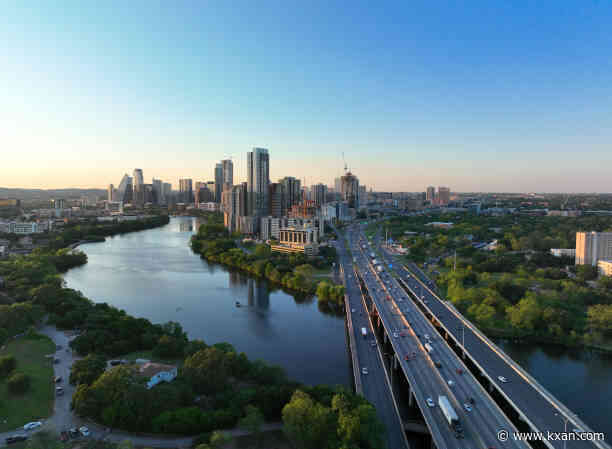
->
[375,233,609,449]
[333,236,409,449]
[347,225,529,449]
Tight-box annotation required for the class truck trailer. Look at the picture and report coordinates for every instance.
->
[438,395,463,438]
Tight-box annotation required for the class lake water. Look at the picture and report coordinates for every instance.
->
[63,216,350,386]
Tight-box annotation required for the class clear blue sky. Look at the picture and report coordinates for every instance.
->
[1,1,611,192]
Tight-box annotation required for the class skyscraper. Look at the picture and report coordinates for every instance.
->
[279,176,301,212]
[222,159,233,187]
[214,163,223,203]
[107,184,114,202]
[438,186,451,205]
[312,183,328,207]
[269,183,285,217]
[132,169,144,206]
[341,171,360,209]
[426,186,436,203]
[179,178,193,203]
[152,179,163,205]
[116,174,133,203]
[247,148,270,217]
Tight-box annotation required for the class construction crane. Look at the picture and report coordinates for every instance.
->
[342,152,348,174]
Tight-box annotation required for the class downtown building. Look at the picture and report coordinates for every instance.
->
[340,171,360,209]
[247,147,270,219]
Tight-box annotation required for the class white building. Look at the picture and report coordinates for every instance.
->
[550,248,576,258]
[139,363,178,389]
[598,260,612,277]
[198,202,220,212]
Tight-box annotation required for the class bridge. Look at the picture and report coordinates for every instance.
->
[373,229,609,449]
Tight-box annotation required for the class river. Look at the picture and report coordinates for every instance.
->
[63,216,350,386]
[63,217,611,434]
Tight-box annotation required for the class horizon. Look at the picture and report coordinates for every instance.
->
[2,2,612,191]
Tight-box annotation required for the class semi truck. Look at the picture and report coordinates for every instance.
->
[376,266,384,272]
[424,343,433,353]
[438,395,464,438]
[361,327,367,338]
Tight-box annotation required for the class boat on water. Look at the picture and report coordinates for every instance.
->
[235,301,241,307]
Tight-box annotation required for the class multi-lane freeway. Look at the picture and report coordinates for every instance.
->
[373,230,609,449]
[334,235,409,449]
[346,224,529,449]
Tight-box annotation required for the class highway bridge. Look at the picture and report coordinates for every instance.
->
[371,228,609,449]
[346,225,530,449]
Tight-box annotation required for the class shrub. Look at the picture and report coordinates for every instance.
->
[7,372,30,394]
[0,354,16,378]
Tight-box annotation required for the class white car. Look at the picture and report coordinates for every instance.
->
[362,367,369,375]
[23,422,42,431]
[498,376,508,383]
[464,403,472,412]
[393,332,398,338]
[448,380,455,387]
[426,398,435,407]
[79,426,90,437]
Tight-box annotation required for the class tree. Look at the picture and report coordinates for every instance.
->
[282,390,338,449]
[183,347,230,394]
[210,430,232,448]
[69,354,106,385]
[0,354,16,378]
[239,406,264,445]
[7,372,30,394]
[153,335,185,359]
[587,304,612,337]
[506,293,542,333]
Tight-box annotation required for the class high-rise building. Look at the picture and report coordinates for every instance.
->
[222,159,233,187]
[311,184,328,207]
[133,169,144,206]
[269,183,285,217]
[162,182,172,203]
[576,232,612,266]
[334,177,342,195]
[426,186,436,203]
[152,179,163,205]
[107,184,115,202]
[247,148,270,216]
[279,177,301,212]
[179,179,193,203]
[195,181,214,204]
[340,171,360,209]
[224,182,248,233]
[437,187,451,205]
[214,163,223,203]
[117,174,133,203]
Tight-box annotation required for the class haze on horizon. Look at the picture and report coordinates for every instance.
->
[1,1,611,193]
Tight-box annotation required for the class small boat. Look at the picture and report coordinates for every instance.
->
[235,301,241,307]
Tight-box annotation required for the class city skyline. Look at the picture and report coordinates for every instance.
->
[2,2,612,192]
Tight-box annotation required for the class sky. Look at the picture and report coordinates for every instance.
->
[1,1,611,192]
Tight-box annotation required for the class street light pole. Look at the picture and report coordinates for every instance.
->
[555,412,575,449]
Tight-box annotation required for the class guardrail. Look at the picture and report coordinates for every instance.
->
[340,263,363,395]
[401,263,610,449]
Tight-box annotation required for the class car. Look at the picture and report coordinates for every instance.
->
[54,376,62,383]
[370,340,376,347]
[351,308,355,313]
[426,398,435,407]
[464,403,472,412]
[498,376,508,383]
[361,367,368,375]
[393,332,398,338]
[468,397,475,404]
[448,380,455,387]
[456,368,463,375]
[53,358,60,364]
[69,428,80,438]
[56,387,64,396]
[424,334,430,340]
[434,361,442,368]
[6,435,28,445]
[79,426,90,437]
[23,422,42,431]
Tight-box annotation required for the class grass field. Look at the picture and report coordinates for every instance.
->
[0,335,55,432]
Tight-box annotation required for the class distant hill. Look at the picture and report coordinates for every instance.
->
[0,188,106,201]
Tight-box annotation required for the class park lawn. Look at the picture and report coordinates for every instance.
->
[119,350,184,366]
[0,335,55,432]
